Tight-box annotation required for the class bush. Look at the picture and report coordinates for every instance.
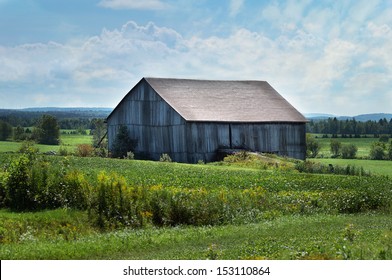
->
[330,140,342,158]
[0,120,13,141]
[18,141,39,158]
[111,125,137,158]
[59,146,69,156]
[0,171,7,208]
[159,153,172,162]
[5,155,36,211]
[341,144,358,159]
[379,135,390,143]
[33,115,60,145]
[91,172,144,229]
[3,154,90,211]
[75,144,94,157]
[369,142,386,160]
[62,171,91,210]
[306,135,320,158]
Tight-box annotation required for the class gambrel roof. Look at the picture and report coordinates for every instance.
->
[110,77,307,123]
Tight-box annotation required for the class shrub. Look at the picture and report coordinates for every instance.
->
[75,144,94,157]
[159,153,172,162]
[6,155,37,211]
[111,125,137,158]
[379,135,390,143]
[125,151,134,160]
[3,154,89,211]
[0,120,13,141]
[306,135,320,158]
[33,114,60,145]
[330,140,342,158]
[18,141,39,158]
[341,144,358,159]
[59,146,69,156]
[369,142,385,160]
[0,171,7,208]
[62,171,91,210]
[91,172,144,229]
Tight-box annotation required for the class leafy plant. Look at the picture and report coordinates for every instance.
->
[159,153,172,162]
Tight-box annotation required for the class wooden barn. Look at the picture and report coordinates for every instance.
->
[106,77,307,163]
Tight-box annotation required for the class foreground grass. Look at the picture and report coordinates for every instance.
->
[0,210,390,260]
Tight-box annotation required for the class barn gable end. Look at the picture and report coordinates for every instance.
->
[107,77,307,162]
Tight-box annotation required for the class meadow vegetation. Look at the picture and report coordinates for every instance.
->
[0,119,392,260]
[0,144,391,259]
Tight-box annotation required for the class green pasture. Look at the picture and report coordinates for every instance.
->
[0,209,390,260]
[312,135,379,158]
[0,137,391,259]
[311,158,392,176]
[0,132,92,153]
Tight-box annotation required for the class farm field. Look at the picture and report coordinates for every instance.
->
[312,135,379,158]
[0,132,93,154]
[0,153,391,260]
[0,209,390,260]
[311,158,392,176]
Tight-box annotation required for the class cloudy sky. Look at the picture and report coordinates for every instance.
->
[1,0,391,116]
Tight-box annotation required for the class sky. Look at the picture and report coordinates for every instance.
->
[0,0,391,116]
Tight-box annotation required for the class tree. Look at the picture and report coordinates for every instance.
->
[388,141,392,160]
[13,126,27,141]
[369,142,385,160]
[111,125,137,158]
[306,134,321,158]
[0,120,13,140]
[33,115,60,145]
[341,144,358,159]
[330,139,342,158]
[91,119,107,148]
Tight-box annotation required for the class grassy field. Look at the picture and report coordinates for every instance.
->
[0,133,93,153]
[312,135,379,158]
[0,133,391,260]
[0,209,390,260]
[311,158,392,176]
[0,153,391,260]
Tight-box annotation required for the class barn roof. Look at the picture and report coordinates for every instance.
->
[144,77,307,123]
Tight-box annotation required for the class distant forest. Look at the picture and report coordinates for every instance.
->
[0,108,111,129]
[1,108,392,136]
[307,117,392,136]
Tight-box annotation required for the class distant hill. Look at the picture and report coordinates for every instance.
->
[20,107,113,113]
[0,107,112,118]
[305,113,392,122]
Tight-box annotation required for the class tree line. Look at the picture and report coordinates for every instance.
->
[307,117,392,136]
[0,115,107,147]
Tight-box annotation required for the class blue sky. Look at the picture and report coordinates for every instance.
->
[1,0,391,115]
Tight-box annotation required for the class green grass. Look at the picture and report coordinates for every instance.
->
[0,133,92,153]
[0,212,390,260]
[1,146,391,259]
[313,136,379,158]
[312,158,392,176]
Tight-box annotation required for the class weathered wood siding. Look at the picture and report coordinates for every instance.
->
[185,122,306,162]
[229,123,306,159]
[107,80,188,162]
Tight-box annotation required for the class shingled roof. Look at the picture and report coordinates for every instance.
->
[144,77,307,123]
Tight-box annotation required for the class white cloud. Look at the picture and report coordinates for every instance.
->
[1,17,392,114]
[98,0,167,10]
[229,0,244,17]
